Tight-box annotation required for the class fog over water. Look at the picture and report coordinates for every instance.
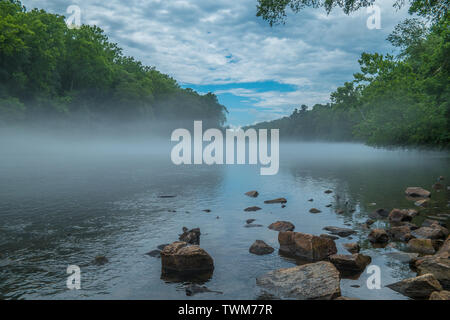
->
[0,128,449,299]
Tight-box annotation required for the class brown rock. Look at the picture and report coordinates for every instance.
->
[429,290,450,300]
[278,231,337,261]
[256,261,340,300]
[387,226,414,242]
[264,198,287,204]
[161,241,214,274]
[387,274,443,299]
[245,190,259,197]
[407,238,436,255]
[249,240,274,255]
[415,199,430,207]
[388,209,414,223]
[268,221,295,232]
[179,228,201,245]
[329,253,371,274]
[343,243,360,254]
[412,224,449,240]
[309,208,321,214]
[369,208,390,219]
[368,229,389,243]
[323,226,356,237]
[405,187,431,198]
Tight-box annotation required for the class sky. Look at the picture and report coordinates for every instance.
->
[22,0,410,126]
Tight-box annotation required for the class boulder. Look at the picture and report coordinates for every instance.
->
[388,209,414,223]
[245,190,259,198]
[387,273,443,299]
[329,253,371,274]
[264,198,287,204]
[256,261,340,300]
[278,231,337,261]
[415,199,430,207]
[179,228,201,245]
[309,208,321,214]
[249,240,274,255]
[405,187,431,198]
[323,226,356,237]
[412,224,449,240]
[407,238,435,255]
[160,241,214,275]
[268,221,295,232]
[387,226,414,242]
[343,243,360,254]
[369,208,390,220]
[368,229,389,243]
[429,290,450,300]
[415,255,450,290]
[244,206,262,212]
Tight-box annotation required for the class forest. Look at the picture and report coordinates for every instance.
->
[0,0,228,130]
[251,0,449,147]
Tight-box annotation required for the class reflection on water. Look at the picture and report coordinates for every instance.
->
[0,138,449,300]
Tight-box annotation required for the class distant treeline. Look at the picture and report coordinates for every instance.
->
[0,0,227,130]
[251,7,449,148]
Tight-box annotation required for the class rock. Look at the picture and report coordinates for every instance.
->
[335,209,344,214]
[256,261,340,300]
[308,198,313,202]
[405,187,431,198]
[264,198,287,204]
[391,221,419,230]
[384,252,419,264]
[146,250,161,258]
[368,229,389,243]
[203,209,211,213]
[159,195,176,198]
[179,228,201,245]
[366,219,375,226]
[246,219,256,224]
[268,221,295,232]
[429,290,450,300]
[278,231,337,261]
[92,256,108,266]
[414,199,430,207]
[185,284,223,296]
[407,238,436,255]
[323,226,356,237]
[244,206,262,212]
[244,223,263,228]
[326,204,332,208]
[387,274,443,299]
[334,296,360,300]
[320,234,339,241]
[281,204,286,208]
[369,208,390,219]
[387,226,414,242]
[422,219,442,227]
[329,253,371,274]
[309,208,321,214]
[343,243,360,254]
[245,190,259,198]
[160,241,214,275]
[249,240,274,255]
[324,190,333,194]
[388,209,414,223]
[157,244,170,250]
[412,224,449,240]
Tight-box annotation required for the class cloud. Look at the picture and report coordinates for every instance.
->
[22,0,410,125]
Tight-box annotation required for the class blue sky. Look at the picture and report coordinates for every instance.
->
[23,0,409,126]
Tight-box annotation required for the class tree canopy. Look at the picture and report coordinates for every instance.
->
[0,0,228,129]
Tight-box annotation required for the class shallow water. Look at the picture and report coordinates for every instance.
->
[0,138,449,300]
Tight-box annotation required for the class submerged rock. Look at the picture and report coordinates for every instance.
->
[185,284,223,296]
[384,251,419,264]
[268,221,295,232]
[343,243,360,254]
[387,226,414,242]
[388,209,415,223]
[244,223,263,228]
[369,208,390,220]
[278,231,337,261]
[329,253,371,274]
[146,250,161,258]
[245,190,259,198]
[320,234,339,241]
[246,219,256,224]
[256,261,340,300]
[249,240,274,255]
[309,208,322,214]
[324,190,333,194]
[368,229,389,244]
[244,206,262,212]
[414,199,430,207]
[264,198,287,204]
[387,273,443,299]
[160,241,214,275]
[323,226,356,237]
[405,187,431,198]
[92,256,109,266]
[179,228,201,245]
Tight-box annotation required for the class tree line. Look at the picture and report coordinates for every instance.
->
[0,0,227,130]
[251,0,449,147]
